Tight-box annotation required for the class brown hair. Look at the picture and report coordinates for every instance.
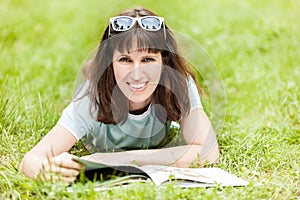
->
[82,7,199,124]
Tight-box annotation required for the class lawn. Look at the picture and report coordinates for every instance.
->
[0,0,299,199]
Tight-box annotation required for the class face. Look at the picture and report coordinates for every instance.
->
[112,49,163,111]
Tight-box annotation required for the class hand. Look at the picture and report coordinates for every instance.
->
[39,152,84,183]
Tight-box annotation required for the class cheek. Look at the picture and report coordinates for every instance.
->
[113,66,128,83]
[147,65,162,81]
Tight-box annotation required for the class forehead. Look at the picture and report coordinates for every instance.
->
[113,48,161,57]
[110,29,164,54]
[117,37,144,52]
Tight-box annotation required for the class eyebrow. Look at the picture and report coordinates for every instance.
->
[116,53,159,59]
[141,54,158,58]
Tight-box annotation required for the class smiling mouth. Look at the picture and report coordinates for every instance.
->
[127,82,148,90]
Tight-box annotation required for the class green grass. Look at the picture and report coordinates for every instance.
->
[1,0,299,199]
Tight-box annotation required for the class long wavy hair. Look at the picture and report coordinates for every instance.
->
[82,7,199,124]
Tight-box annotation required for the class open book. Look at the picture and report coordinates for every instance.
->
[73,158,248,188]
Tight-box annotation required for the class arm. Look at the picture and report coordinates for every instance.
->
[83,108,219,167]
[179,108,219,165]
[20,125,83,182]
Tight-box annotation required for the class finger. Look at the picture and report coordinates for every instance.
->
[52,156,85,171]
[54,167,80,177]
[62,176,77,183]
[56,159,84,170]
[43,165,80,177]
[40,172,77,183]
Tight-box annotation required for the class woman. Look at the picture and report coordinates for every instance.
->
[20,7,219,183]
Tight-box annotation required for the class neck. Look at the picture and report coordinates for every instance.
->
[129,98,152,113]
[129,103,151,115]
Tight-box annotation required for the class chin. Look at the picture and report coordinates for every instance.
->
[129,96,151,104]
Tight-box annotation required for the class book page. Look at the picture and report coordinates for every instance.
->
[68,175,149,192]
[140,165,248,187]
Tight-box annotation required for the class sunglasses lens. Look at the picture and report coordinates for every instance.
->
[140,17,162,30]
[112,17,133,31]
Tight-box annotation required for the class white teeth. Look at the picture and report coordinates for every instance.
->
[130,83,146,89]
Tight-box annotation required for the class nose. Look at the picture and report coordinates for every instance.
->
[132,61,142,80]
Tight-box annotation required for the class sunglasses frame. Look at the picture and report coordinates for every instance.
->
[108,16,166,39]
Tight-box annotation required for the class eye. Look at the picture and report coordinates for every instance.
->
[142,57,156,63]
[119,57,132,63]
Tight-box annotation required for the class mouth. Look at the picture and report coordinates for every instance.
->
[127,82,148,91]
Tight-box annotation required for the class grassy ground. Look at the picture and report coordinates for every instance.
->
[1,0,299,199]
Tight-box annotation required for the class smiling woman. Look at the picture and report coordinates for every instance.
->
[20,7,219,183]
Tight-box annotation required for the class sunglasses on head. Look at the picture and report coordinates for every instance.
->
[108,16,166,39]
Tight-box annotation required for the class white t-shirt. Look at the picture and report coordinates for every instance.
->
[57,77,202,152]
